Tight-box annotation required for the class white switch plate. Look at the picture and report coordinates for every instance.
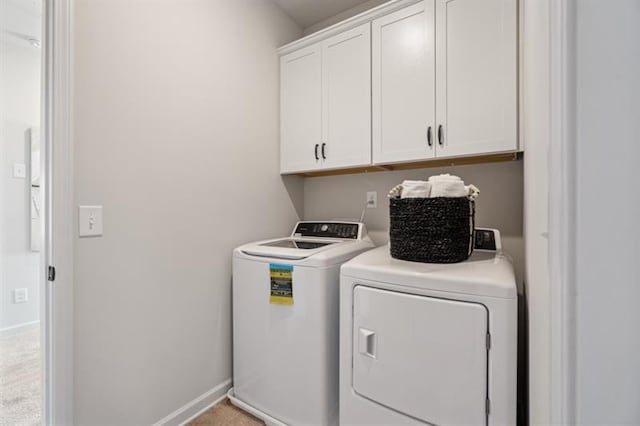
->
[366,191,377,208]
[78,205,103,237]
[14,288,28,303]
[13,163,26,178]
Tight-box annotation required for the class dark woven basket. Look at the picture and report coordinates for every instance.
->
[389,197,475,263]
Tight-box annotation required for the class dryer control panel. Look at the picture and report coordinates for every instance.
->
[474,228,502,251]
[293,221,361,239]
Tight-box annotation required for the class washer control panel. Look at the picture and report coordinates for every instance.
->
[293,222,361,239]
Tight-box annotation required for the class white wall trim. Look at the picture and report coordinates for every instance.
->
[153,379,232,426]
[43,0,74,424]
[303,0,388,35]
[277,0,421,55]
[0,320,40,334]
[547,0,577,424]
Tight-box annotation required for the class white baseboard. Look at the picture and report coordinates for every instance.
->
[153,378,232,426]
[0,320,40,335]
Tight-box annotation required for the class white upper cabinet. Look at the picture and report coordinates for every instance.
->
[372,1,436,164]
[322,24,372,171]
[279,0,518,174]
[435,0,517,158]
[280,24,371,174]
[280,45,323,173]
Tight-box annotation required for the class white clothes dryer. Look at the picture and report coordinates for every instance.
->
[339,229,517,426]
[229,221,374,426]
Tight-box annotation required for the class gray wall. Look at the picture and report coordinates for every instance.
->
[574,0,640,423]
[304,160,524,287]
[72,0,302,424]
[0,37,41,330]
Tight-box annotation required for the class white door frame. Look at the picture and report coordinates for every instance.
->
[36,1,578,425]
[43,0,74,424]
[547,0,577,424]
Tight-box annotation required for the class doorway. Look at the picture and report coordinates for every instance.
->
[0,0,44,424]
[1,0,73,423]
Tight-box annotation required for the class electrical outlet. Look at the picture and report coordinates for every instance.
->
[13,288,28,304]
[13,163,26,178]
[366,191,377,209]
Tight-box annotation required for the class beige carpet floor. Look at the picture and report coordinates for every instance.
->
[0,323,42,426]
[188,399,264,426]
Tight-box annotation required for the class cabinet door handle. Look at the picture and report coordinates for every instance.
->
[321,143,326,160]
[427,126,433,147]
[314,143,319,160]
[437,125,444,146]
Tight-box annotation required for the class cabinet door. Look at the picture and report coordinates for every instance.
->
[435,0,517,158]
[280,44,323,173]
[321,23,371,170]
[372,1,436,164]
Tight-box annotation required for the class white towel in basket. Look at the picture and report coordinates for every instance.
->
[400,180,431,198]
[428,174,468,197]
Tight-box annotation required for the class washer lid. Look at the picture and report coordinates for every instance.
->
[236,237,374,267]
[341,245,516,299]
[260,239,336,250]
[240,238,339,260]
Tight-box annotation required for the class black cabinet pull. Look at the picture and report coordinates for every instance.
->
[437,125,444,146]
[321,143,326,160]
[314,144,319,160]
[427,126,433,147]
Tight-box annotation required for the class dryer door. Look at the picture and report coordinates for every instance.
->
[352,286,489,425]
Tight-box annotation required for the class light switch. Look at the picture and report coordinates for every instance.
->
[13,163,26,178]
[78,205,103,237]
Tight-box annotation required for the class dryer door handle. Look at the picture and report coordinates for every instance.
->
[359,328,377,359]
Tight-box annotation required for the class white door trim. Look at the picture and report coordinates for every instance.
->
[43,0,74,424]
[547,0,577,424]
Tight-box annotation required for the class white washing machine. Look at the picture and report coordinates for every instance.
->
[229,221,374,426]
[339,229,517,426]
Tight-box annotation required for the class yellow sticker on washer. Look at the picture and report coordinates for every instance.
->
[270,264,293,305]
